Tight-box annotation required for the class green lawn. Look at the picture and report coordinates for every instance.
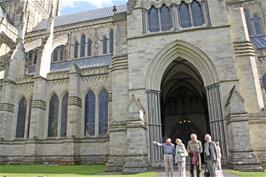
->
[228,170,266,177]
[0,165,158,177]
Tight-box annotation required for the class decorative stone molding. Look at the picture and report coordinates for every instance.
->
[31,100,46,110]
[68,96,82,107]
[109,121,127,132]
[0,103,15,113]
[111,55,128,72]
[141,0,203,9]
[233,41,256,57]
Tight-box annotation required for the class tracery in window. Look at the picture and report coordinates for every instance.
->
[148,6,160,32]
[16,97,27,138]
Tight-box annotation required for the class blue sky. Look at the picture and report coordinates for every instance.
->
[60,0,128,16]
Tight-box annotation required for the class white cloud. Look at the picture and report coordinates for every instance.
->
[61,0,115,9]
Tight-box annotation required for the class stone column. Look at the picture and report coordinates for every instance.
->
[206,83,228,162]
[107,55,128,171]
[225,86,263,171]
[29,77,47,139]
[147,90,163,167]
[123,95,148,174]
[0,41,26,140]
[227,0,264,112]
[67,63,82,138]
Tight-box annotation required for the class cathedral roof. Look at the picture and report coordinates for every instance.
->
[250,35,266,49]
[26,55,112,75]
[33,4,127,31]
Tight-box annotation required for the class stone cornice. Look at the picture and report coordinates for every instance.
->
[111,55,128,72]
[141,0,204,9]
[233,41,256,57]
[0,103,15,113]
[68,96,82,107]
[31,100,46,110]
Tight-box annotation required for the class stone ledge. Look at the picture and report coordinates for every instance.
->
[0,103,15,113]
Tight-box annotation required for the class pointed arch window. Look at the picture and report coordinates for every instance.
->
[59,46,64,60]
[103,36,108,54]
[61,92,68,137]
[160,5,172,31]
[85,91,96,136]
[109,29,114,53]
[16,97,27,138]
[263,74,266,93]
[27,49,38,65]
[191,0,204,26]
[27,99,32,138]
[253,15,263,35]
[244,9,254,36]
[87,39,92,56]
[52,45,65,62]
[74,41,79,58]
[48,94,59,137]
[80,34,86,57]
[148,6,160,32]
[179,2,191,28]
[99,89,108,136]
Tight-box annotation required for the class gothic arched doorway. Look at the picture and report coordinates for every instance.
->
[160,59,210,147]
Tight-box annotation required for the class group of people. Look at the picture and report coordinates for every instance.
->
[153,133,222,177]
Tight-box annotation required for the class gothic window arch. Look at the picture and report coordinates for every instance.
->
[148,6,160,32]
[74,41,79,58]
[263,74,266,93]
[244,9,254,36]
[16,97,27,138]
[160,5,172,31]
[27,98,32,138]
[109,29,114,53]
[27,49,38,65]
[48,94,59,137]
[253,15,263,35]
[191,0,204,26]
[99,89,108,136]
[80,34,86,57]
[61,92,68,137]
[179,2,191,28]
[103,36,108,54]
[87,39,92,56]
[52,45,65,62]
[84,90,96,136]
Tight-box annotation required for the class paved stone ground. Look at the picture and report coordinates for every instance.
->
[155,167,241,177]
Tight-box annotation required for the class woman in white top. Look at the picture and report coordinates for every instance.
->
[175,138,188,177]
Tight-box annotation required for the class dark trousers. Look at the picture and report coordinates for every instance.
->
[190,156,201,177]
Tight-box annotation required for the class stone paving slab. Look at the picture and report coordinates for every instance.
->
[155,169,241,177]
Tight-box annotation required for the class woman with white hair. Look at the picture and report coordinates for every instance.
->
[175,138,188,177]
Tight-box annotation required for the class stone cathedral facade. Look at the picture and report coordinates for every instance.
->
[0,0,266,173]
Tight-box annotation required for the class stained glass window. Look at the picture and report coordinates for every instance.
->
[27,99,32,138]
[99,90,108,136]
[61,93,68,137]
[85,91,96,136]
[179,3,191,28]
[109,29,114,53]
[74,41,79,58]
[80,34,86,57]
[263,74,266,92]
[48,94,59,137]
[87,39,92,56]
[103,36,108,54]
[244,10,254,36]
[160,5,172,31]
[148,6,160,32]
[253,15,263,35]
[16,97,27,138]
[191,1,204,26]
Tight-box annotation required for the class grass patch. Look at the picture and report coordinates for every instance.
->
[227,170,266,177]
[0,165,158,177]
